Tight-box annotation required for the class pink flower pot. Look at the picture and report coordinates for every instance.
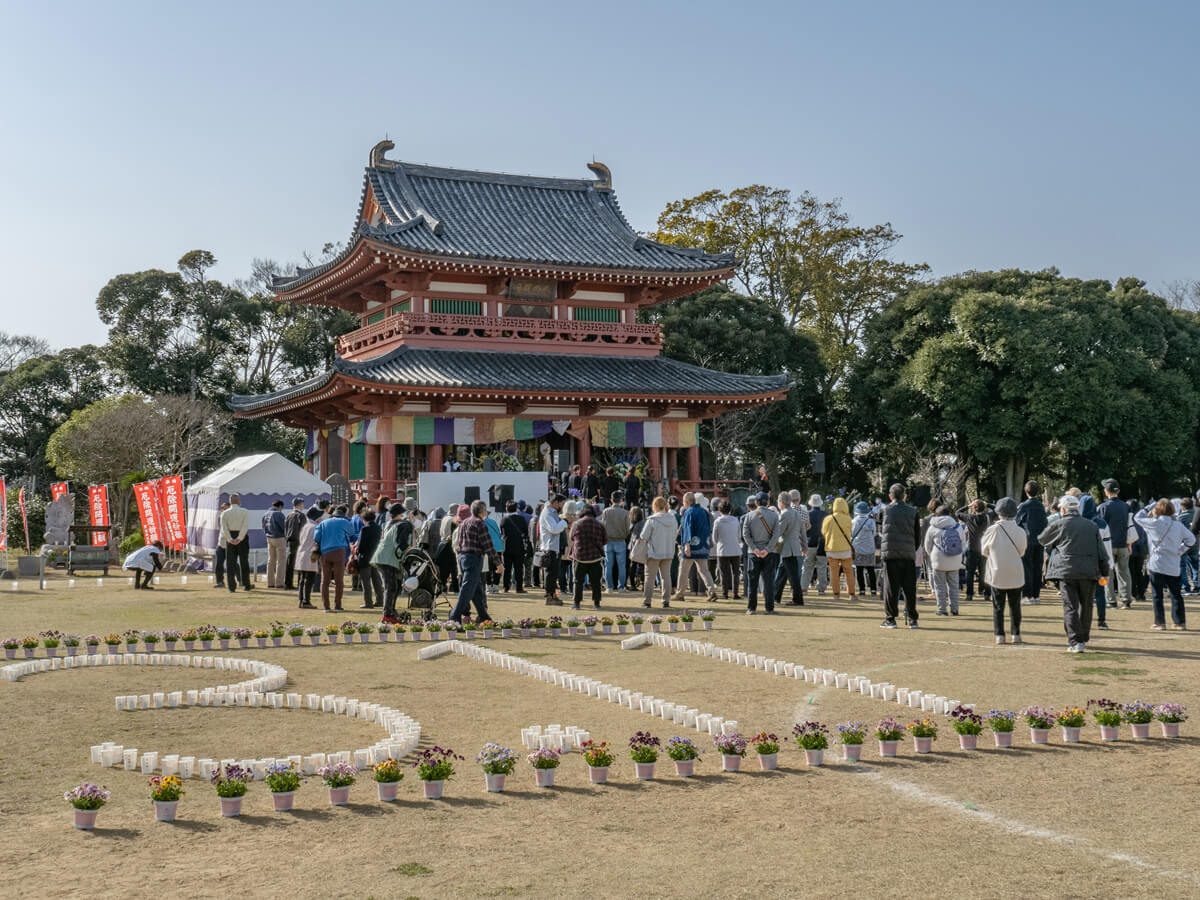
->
[683,622,693,631]
[617,625,627,633]
[602,625,612,634]
[1131,723,1151,739]
[958,734,978,750]
[328,786,351,806]
[87,646,98,655]
[482,631,493,640]
[219,640,230,649]
[1029,728,1050,745]
[842,744,863,761]
[291,636,302,646]
[758,752,779,770]
[878,740,898,757]
[423,780,444,799]
[154,800,178,822]
[183,641,194,651]
[359,633,369,643]
[257,639,267,649]
[587,766,609,784]
[329,634,339,644]
[1061,726,1081,743]
[23,648,35,658]
[704,621,714,630]
[45,647,58,657]
[634,762,656,780]
[804,749,824,766]
[673,759,695,777]
[73,809,99,830]
[913,737,933,754]
[219,797,243,817]
[376,780,400,801]
[650,624,661,632]
[309,636,320,645]
[1099,725,1119,742]
[667,623,677,632]
[534,768,557,787]
[4,649,14,659]
[200,640,212,650]
[992,731,1013,747]
[106,645,118,654]
[273,637,283,647]
[272,791,295,811]
[484,773,506,793]
[238,639,249,649]
[632,625,642,633]
[721,754,742,772]
[1162,722,1181,738]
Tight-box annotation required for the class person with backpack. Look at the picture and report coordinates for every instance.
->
[1136,499,1196,630]
[820,497,857,601]
[980,497,1027,644]
[850,501,878,595]
[923,505,966,615]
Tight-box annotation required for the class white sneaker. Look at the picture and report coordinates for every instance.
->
[1068,643,1080,653]
[1020,597,1034,606]
[1076,642,1086,652]
[995,635,1005,645]
[1010,633,1022,644]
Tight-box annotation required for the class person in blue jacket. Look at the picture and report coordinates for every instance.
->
[672,492,717,603]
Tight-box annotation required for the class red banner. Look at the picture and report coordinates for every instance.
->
[155,475,186,551]
[133,482,165,546]
[18,488,29,553]
[0,477,7,552]
[51,482,69,501]
[88,485,110,546]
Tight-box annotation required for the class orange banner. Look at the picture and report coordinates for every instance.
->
[88,485,110,546]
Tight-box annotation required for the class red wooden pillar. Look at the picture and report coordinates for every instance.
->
[687,444,701,482]
[428,443,443,473]
[578,424,591,471]
[365,443,381,498]
[647,446,661,481]
[318,432,330,479]
[339,437,351,479]
[381,444,397,497]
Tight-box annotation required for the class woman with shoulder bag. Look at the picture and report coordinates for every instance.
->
[641,497,679,608]
[293,507,322,609]
[980,497,1027,644]
[850,502,878,596]
[820,498,857,601]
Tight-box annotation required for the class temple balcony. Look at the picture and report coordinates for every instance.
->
[336,311,662,361]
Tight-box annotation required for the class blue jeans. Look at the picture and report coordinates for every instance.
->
[452,552,490,622]
[605,541,627,589]
[1180,554,1197,592]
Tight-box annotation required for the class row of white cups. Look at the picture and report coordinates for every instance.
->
[424,640,740,738]
[521,725,590,752]
[0,652,421,779]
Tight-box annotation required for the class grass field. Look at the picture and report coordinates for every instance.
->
[1,573,1197,899]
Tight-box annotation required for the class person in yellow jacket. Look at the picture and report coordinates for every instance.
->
[821,497,857,600]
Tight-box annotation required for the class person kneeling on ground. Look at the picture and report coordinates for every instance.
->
[123,541,165,590]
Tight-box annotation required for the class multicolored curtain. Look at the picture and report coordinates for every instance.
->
[336,416,698,447]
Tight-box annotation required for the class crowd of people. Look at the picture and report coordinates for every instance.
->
[205,473,1198,652]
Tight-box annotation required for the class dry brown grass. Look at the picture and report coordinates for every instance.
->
[1,574,1198,899]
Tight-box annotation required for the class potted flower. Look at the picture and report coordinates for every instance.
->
[715,732,748,771]
[394,624,409,641]
[339,621,356,641]
[84,634,100,655]
[479,620,496,640]
[317,761,357,806]
[987,709,1016,747]
[462,621,477,639]
[647,615,663,633]
[65,782,110,830]
[518,618,533,638]
[629,731,661,780]
[410,621,426,641]
[372,759,404,800]
[1023,705,1055,744]
[527,747,563,787]
[1123,700,1154,739]
[160,630,178,651]
[1088,699,1121,741]
[443,621,461,637]
[211,763,251,817]
[234,627,252,649]
[264,761,304,810]
[41,631,61,657]
[615,614,630,634]
[305,625,323,646]
[680,613,694,631]
[414,747,463,799]
[876,717,904,757]
[1154,703,1187,738]
[532,618,547,637]
[254,629,269,649]
[666,615,680,632]
[428,621,444,640]
[1057,706,1086,743]
[270,623,286,647]
[197,627,216,650]
[142,631,160,650]
[63,633,81,656]
[948,706,983,750]
[630,615,644,633]
[325,623,340,643]
[580,740,615,783]
[123,630,140,651]
[699,610,716,629]
[377,622,393,641]
[600,617,614,635]
[18,636,37,658]
[906,718,938,753]
[548,616,563,637]
[103,633,121,654]
[793,721,830,765]
[3,637,18,659]
[501,619,515,639]
[666,736,701,777]
[476,743,518,792]
[180,630,197,651]
[149,774,184,822]
[356,622,372,643]
[565,617,581,635]
[836,722,867,761]
[217,627,233,649]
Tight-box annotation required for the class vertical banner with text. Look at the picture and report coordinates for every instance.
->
[0,476,8,552]
[18,488,30,553]
[155,475,186,551]
[51,482,69,501]
[133,482,165,545]
[88,485,110,546]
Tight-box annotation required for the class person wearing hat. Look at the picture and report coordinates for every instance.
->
[771,491,808,607]
[851,501,878,595]
[372,503,409,623]
[293,506,323,609]
[741,491,780,614]
[981,498,1027,644]
[1038,494,1109,652]
[451,499,499,623]
[879,484,921,629]
[1098,478,1134,608]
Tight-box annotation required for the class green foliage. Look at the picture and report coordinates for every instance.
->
[119,527,145,556]
[4,492,45,553]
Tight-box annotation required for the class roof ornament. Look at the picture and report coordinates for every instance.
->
[587,160,612,190]
[370,139,397,170]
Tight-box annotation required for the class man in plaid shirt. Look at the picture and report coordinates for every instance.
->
[452,499,500,622]
[569,504,607,610]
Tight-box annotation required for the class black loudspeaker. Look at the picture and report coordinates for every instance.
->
[908,485,931,508]
[553,450,570,473]
[740,462,756,481]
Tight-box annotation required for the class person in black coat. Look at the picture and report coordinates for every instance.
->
[1015,481,1049,605]
[600,467,621,505]
[584,466,600,502]
[623,469,641,509]
[354,510,384,609]
[501,501,531,593]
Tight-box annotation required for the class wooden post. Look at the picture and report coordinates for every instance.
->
[428,443,444,473]
[365,443,382,498]
[317,432,330,479]
[340,437,351,479]
[381,444,397,498]
[687,444,701,483]
[647,446,661,481]
[578,424,591,471]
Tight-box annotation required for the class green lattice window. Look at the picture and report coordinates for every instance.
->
[349,442,366,480]
[391,300,411,315]
[365,311,386,325]
[430,298,482,315]
[573,306,620,323]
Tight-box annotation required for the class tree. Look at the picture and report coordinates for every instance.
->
[0,331,49,373]
[646,286,825,489]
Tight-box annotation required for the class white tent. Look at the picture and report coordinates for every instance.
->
[186,453,329,560]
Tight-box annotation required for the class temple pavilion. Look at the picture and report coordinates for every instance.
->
[229,141,789,497]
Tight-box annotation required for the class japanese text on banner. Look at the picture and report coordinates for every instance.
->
[88,484,110,546]
[132,482,165,545]
[0,477,7,552]
[155,475,186,551]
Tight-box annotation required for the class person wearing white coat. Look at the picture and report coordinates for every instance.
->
[923,506,967,615]
[981,497,1027,644]
[1135,500,1196,630]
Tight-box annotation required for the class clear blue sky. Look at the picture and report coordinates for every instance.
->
[2,0,1197,347]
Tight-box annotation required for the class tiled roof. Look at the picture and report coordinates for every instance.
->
[272,154,734,291]
[228,346,788,413]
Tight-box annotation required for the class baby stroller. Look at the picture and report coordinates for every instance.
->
[399,547,445,616]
